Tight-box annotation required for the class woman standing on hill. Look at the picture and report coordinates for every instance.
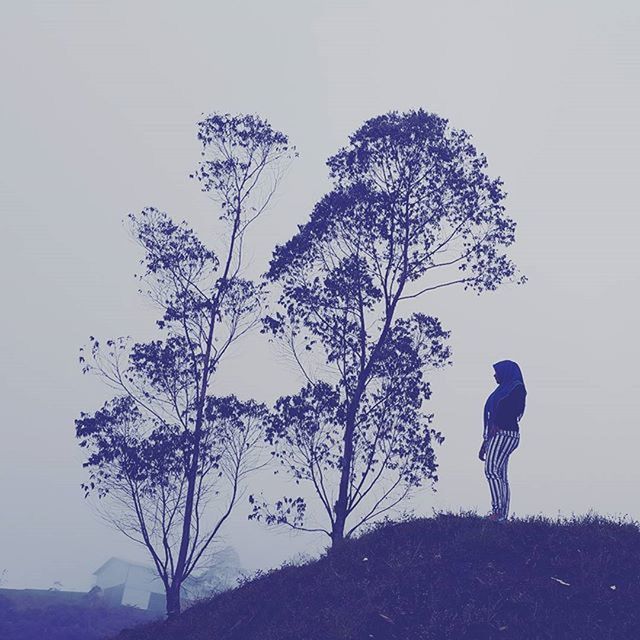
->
[479,360,527,522]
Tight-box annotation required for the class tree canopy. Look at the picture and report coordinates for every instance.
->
[76,113,294,617]
[253,109,523,544]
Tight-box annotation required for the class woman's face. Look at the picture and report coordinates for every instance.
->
[493,370,500,384]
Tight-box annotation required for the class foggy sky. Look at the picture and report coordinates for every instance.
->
[1,0,639,591]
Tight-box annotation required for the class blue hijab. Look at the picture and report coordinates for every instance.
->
[483,360,527,434]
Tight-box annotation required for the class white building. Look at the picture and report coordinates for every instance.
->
[92,548,242,613]
[92,558,166,613]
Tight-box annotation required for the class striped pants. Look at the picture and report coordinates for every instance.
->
[484,430,520,520]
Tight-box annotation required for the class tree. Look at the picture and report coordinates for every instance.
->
[251,109,524,546]
[76,114,295,617]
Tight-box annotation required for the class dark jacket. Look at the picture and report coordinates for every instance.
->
[490,384,526,435]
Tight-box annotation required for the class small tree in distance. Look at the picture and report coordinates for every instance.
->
[76,114,295,618]
[251,109,524,546]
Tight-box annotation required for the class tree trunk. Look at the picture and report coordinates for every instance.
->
[331,526,352,552]
[166,583,181,619]
[332,403,358,547]
[173,209,240,587]
[331,520,345,546]
[332,294,401,548]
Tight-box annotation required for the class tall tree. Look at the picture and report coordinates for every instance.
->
[251,109,524,545]
[76,114,294,617]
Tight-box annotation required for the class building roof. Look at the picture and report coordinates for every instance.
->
[92,557,156,576]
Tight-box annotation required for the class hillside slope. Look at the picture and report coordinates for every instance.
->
[0,588,159,640]
[115,513,640,640]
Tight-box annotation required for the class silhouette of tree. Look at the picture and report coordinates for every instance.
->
[251,109,524,545]
[76,114,295,617]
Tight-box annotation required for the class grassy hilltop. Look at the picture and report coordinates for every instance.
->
[114,513,640,640]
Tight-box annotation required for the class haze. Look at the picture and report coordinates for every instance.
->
[1,0,638,591]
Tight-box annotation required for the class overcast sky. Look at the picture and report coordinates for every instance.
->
[1,0,639,591]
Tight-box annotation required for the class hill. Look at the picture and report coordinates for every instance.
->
[0,587,160,640]
[114,512,640,640]
[0,587,88,609]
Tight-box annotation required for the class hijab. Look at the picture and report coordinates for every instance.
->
[483,360,527,431]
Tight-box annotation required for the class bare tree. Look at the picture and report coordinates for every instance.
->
[76,114,295,617]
